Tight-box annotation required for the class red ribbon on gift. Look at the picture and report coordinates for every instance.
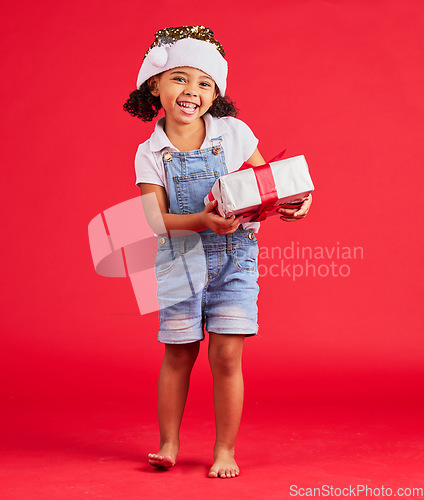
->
[238,150,286,172]
[243,204,278,222]
[237,150,287,222]
[206,151,287,222]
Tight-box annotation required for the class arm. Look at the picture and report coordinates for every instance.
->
[139,183,242,236]
[246,147,266,167]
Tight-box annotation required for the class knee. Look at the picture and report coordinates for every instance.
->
[209,344,242,376]
[164,342,200,371]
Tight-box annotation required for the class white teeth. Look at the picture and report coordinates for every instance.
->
[178,102,197,108]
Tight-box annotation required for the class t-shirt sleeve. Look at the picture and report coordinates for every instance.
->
[233,118,259,162]
[134,142,166,188]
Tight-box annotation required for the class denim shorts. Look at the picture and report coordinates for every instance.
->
[154,227,260,344]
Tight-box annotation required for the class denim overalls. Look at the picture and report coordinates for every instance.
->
[154,136,260,344]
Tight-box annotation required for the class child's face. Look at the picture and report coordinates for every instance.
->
[150,67,218,125]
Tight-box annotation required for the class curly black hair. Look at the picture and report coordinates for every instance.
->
[123,81,238,121]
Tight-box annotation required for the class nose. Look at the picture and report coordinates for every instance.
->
[183,86,198,97]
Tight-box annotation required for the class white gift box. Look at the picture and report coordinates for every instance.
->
[204,155,314,223]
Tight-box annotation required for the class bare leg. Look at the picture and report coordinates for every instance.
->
[148,341,200,468]
[208,332,245,478]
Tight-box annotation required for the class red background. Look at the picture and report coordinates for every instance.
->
[1,0,423,497]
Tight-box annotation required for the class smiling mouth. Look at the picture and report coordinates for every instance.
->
[177,101,199,110]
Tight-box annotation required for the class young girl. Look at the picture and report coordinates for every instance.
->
[124,25,312,479]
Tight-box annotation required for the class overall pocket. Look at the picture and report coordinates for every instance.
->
[175,171,219,214]
[232,242,259,272]
[154,247,180,277]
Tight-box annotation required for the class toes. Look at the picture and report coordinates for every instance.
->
[148,457,162,466]
[160,456,175,468]
[149,454,175,469]
[219,468,232,478]
[209,463,239,479]
[223,468,238,478]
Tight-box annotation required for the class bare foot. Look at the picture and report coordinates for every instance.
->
[208,448,239,478]
[148,442,178,469]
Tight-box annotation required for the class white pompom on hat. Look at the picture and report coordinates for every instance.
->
[136,26,228,96]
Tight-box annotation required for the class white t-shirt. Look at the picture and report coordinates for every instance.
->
[134,113,260,232]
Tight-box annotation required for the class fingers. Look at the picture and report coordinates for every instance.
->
[203,204,242,234]
[278,194,312,220]
[215,214,241,234]
[205,199,218,212]
[294,207,308,217]
[278,194,312,221]
[294,195,312,217]
[278,207,301,222]
[278,207,298,216]
[222,214,241,233]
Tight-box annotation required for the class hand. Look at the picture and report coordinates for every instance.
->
[278,194,312,222]
[201,200,242,234]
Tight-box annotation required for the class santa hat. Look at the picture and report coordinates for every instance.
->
[137,26,228,96]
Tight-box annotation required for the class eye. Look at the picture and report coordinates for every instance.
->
[200,82,212,88]
[173,76,186,83]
